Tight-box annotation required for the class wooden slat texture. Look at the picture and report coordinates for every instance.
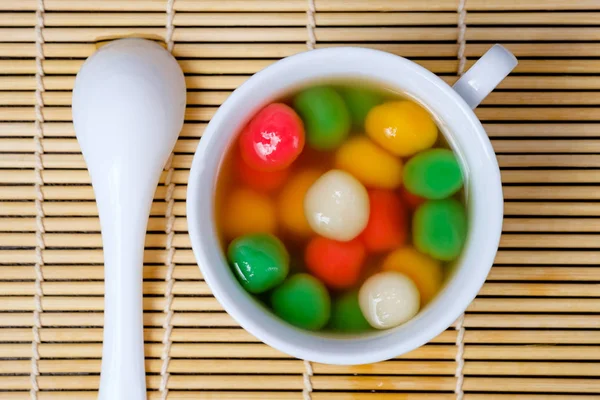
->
[1,0,600,398]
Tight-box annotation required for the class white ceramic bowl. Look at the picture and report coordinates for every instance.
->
[187,45,516,365]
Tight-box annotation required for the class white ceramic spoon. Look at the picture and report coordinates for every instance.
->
[72,38,186,400]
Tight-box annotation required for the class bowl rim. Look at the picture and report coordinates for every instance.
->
[186,46,503,365]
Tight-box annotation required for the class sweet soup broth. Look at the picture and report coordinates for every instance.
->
[215,79,467,333]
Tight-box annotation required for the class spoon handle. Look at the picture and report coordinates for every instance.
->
[97,183,151,400]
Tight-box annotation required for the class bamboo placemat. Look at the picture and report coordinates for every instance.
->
[1,0,600,398]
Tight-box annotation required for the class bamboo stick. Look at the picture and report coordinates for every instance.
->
[0,216,188,232]
[187,76,250,90]
[465,314,600,329]
[7,86,274,108]
[0,169,189,185]
[0,106,217,121]
[464,361,600,376]
[0,311,240,327]
[0,0,163,11]
[0,185,188,201]
[0,232,191,247]
[502,218,600,232]
[312,376,454,391]
[0,27,167,42]
[485,124,600,138]
[498,155,600,168]
[496,251,600,265]
[465,330,600,344]
[0,0,469,12]
[476,107,600,122]
[326,395,591,400]
[502,171,600,184]
[467,0,600,11]
[0,72,338,91]
[0,216,104,232]
[6,12,303,27]
[0,122,206,138]
[0,43,91,58]
[504,203,600,216]
[0,281,209,296]
[466,27,600,41]
[0,168,187,185]
[6,0,600,12]
[469,298,600,313]
[503,187,600,201]
[0,201,152,217]
[190,0,460,12]
[488,266,600,282]
[465,345,600,360]
[484,92,600,106]
[0,358,308,375]
[469,43,600,57]
[465,395,599,400]
[317,361,600,377]
[0,375,306,391]
[320,376,600,393]
[512,60,600,74]
[0,106,74,122]
[464,377,600,393]
[0,327,257,343]
[0,264,201,281]
[315,361,455,375]
[0,296,222,312]
[171,43,310,59]
[499,234,600,248]
[317,12,457,25]
[480,283,600,297]
[467,12,600,25]
[0,166,190,185]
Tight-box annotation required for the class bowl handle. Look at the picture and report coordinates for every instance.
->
[453,44,517,109]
